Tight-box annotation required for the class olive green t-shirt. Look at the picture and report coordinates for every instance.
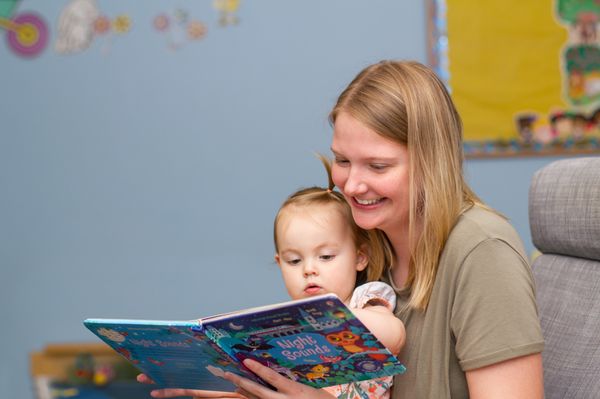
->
[386,206,544,399]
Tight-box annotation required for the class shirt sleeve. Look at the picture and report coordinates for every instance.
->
[450,238,544,370]
[350,281,397,311]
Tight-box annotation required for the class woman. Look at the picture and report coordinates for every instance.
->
[145,60,544,399]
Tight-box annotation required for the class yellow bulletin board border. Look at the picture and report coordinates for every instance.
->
[427,0,600,159]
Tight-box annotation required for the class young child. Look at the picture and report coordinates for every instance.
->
[272,156,406,399]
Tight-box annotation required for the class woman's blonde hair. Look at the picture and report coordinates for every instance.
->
[273,155,391,286]
[330,60,485,310]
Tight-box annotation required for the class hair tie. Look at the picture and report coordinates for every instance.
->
[327,188,333,193]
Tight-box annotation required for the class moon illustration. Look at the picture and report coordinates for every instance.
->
[228,322,244,330]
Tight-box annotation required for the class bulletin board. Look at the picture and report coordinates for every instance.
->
[428,0,600,158]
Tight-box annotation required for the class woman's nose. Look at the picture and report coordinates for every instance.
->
[343,168,367,195]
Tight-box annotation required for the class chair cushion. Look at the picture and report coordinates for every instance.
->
[533,253,600,398]
[529,157,600,261]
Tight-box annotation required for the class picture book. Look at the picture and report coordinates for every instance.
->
[84,294,406,391]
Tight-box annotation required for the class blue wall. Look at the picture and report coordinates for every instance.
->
[0,1,571,397]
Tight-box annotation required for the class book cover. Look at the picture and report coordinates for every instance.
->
[84,294,406,390]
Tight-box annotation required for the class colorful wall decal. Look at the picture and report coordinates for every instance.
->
[153,9,206,51]
[55,0,99,54]
[429,0,600,158]
[213,0,240,26]
[0,0,49,58]
[55,0,131,55]
[556,0,600,108]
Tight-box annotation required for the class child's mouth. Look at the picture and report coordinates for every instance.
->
[304,284,322,295]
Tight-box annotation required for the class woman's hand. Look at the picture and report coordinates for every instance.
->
[222,359,335,399]
[136,373,247,398]
[136,358,336,399]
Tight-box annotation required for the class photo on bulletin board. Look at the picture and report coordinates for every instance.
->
[427,0,600,158]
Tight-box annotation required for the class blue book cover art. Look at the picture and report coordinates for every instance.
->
[199,294,406,388]
[85,294,406,391]
[83,319,258,391]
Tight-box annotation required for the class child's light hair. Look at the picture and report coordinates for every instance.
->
[330,60,487,310]
[273,154,390,286]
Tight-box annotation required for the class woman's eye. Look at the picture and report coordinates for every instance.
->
[370,164,387,171]
[334,158,349,166]
[320,255,336,261]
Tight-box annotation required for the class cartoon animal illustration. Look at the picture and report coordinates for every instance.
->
[291,364,331,383]
[0,0,48,57]
[305,364,330,381]
[326,330,387,361]
[325,331,363,353]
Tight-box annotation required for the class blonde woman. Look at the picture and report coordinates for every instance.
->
[145,61,544,399]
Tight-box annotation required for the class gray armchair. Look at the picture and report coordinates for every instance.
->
[529,157,600,398]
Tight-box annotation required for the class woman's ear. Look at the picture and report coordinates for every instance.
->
[356,245,369,272]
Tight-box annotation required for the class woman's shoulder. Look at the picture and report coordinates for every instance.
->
[443,205,527,262]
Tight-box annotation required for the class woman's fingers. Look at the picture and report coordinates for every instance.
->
[241,359,291,388]
[236,387,260,399]
[137,373,155,384]
[150,388,246,398]
[137,372,246,398]
[224,370,275,398]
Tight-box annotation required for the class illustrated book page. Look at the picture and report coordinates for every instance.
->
[84,294,406,390]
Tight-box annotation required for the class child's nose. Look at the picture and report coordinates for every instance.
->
[303,260,318,276]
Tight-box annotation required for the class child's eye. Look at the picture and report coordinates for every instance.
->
[320,255,336,261]
[287,258,301,265]
[334,158,349,166]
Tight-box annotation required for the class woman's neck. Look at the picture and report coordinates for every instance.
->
[384,225,411,289]
[384,217,422,289]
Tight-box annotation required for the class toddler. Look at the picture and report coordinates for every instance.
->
[272,156,406,399]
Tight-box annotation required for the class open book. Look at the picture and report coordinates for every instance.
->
[84,294,406,391]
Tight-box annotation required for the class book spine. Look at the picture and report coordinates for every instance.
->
[191,324,242,369]
[199,324,273,388]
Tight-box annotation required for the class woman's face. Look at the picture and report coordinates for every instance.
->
[331,112,410,237]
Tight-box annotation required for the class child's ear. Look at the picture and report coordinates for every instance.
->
[274,254,282,267]
[356,245,369,272]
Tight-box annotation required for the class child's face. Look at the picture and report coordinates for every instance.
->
[275,204,368,304]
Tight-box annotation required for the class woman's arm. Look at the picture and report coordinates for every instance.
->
[466,353,543,399]
[351,305,406,355]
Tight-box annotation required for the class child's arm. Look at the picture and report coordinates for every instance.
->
[351,305,405,356]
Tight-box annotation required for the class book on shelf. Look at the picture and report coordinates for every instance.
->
[84,293,406,391]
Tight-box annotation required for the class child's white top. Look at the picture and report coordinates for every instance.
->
[322,281,397,399]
